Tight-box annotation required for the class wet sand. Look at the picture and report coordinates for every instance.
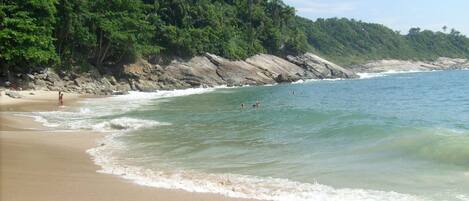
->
[0,90,254,201]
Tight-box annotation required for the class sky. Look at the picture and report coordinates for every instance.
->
[283,0,469,36]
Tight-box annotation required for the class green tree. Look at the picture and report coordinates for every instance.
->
[0,0,58,76]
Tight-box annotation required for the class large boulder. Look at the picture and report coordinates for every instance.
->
[33,79,47,90]
[275,73,301,83]
[161,56,225,87]
[287,53,357,79]
[246,54,305,78]
[45,69,61,83]
[205,53,274,85]
[6,91,23,99]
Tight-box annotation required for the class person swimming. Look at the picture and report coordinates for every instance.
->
[252,100,260,109]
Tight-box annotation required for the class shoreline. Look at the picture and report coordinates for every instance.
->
[0,91,255,201]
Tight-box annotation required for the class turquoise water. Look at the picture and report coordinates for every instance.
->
[32,70,469,200]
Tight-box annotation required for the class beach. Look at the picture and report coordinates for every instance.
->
[0,90,253,201]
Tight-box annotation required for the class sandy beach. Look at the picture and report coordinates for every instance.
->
[0,90,254,201]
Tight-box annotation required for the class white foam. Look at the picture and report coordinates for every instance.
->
[292,79,305,84]
[27,86,427,201]
[88,136,424,201]
[456,194,469,201]
[92,117,170,132]
[357,70,433,79]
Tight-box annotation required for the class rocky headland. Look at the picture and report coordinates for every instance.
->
[1,53,357,96]
[3,53,469,97]
[350,57,469,73]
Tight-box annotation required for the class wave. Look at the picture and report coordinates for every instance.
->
[372,127,469,167]
[92,117,170,132]
[292,78,343,85]
[25,86,430,201]
[88,136,423,201]
[356,69,442,79]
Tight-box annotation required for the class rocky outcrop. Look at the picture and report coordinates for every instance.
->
[1,52,358,94]
[287,53,358,79]
[205,53,275,85]
[5,91,23,99]
[351,57,469,73]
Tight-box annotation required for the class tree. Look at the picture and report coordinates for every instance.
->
[442,25,448,33]
[0,0,58,76]
[88,0,158,67]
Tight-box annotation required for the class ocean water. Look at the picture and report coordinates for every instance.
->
[26,70,469,201]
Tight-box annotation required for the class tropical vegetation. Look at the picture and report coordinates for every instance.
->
[1,0,469,74]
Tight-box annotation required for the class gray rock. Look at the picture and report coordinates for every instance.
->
[205,53,274,85]
[34,79,47,88]
[162,56,225,87]
[106,76,117,85]
[35,73,47,80]
[46,70,61,83]
[135,80,159,92]
[111,91,129,95]
[6,91,23,99]
[26,74,35,80]
[100,77,113,89]
[275,73,300,83]
[246,54,305,79]
[287,53,358,79]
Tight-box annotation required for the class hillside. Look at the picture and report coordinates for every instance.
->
[292,17,469,65]
[1,0,469,76]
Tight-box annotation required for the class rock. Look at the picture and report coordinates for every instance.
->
[246,54,305,79]
[162,56,225,87]
[135,80,159,92]
[33,79,47,89]
[26,74,35,80]
[29,92,35,95]
[116,82,131,92]
[106,75,117,85]
[100,77,113,89]
[123,58,153,77]
[111,90,129,95]
[35,73,47,80]
[5,91,23,99]
[100,89,113,95]
[275,73,300,83]
[205,53,274,85]
[46,69,61,83]
[287,53,358,79]
[350,57,469,73]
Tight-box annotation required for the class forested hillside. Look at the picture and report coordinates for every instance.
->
[293,17,469,65]
[1,0,469,74]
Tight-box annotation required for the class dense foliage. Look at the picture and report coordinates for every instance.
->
[293,17,469,65]
[1,0,469,73]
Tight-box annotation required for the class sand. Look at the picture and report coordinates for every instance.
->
[0,90,254,201]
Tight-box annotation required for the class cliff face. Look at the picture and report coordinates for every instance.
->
[4,52,357,94]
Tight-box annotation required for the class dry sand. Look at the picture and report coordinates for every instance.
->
[0,90,254,201]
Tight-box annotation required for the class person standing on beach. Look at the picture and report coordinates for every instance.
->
[58,91,64,106]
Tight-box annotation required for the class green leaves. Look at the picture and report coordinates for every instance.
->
[0,0,58,71]
[3,0,469,73]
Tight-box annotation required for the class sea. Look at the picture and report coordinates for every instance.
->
[23,70,469,201]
